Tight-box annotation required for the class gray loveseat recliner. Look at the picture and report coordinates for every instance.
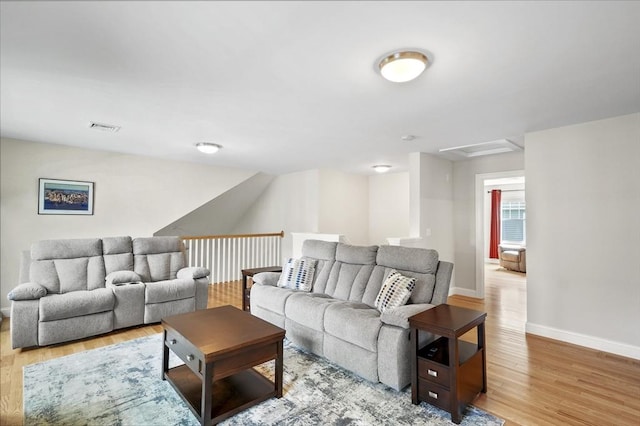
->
[250,239,453,390]
[8,236,210,349]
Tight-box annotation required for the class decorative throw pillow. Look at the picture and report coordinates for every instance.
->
[277,257,317,292]
[7,283,47,301]
[105,271,142,286]
[374,269,416,313]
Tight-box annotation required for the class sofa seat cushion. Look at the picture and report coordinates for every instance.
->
[285,292,341,332]
[323,302,382,352]
[251,284,294,316]
[39,288,115,322]
[145,278,195,304]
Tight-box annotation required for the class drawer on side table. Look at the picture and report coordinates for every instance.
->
[418,380,451,411]
[165,329,203,376]
[418,357,450,388]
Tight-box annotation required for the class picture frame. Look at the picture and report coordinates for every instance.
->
[38,178,94,215]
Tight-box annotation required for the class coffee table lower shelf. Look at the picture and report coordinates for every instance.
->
[165,365,276,425]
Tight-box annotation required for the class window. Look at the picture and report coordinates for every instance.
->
[501,201,525,244]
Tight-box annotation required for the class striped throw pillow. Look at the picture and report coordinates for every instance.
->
[374,269,416,313]
[277,257,317,292]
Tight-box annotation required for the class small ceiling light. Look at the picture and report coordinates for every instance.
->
[378,51,428,83]
[196,143,222,154]
[401,134,417,141]
[372,165,392,173]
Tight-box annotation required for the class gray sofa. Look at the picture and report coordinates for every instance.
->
[8,236,210,349]
[250,240,453,390]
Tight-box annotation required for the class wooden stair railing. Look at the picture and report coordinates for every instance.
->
[181,231,284,284]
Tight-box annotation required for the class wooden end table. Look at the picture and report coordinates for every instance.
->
[409,304,487,424]
[162,306,285,426]
[241,266,282,311]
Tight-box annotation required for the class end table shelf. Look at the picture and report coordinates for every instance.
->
[165,365,275,423]
[409,304,487,424]
[241,266,282,311]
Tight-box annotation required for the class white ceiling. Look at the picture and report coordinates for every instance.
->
[1,1,639,175]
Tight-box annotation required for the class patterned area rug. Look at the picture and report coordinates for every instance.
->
[24,334,503,426]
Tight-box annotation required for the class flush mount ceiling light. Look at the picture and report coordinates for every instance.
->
[196,142,222,154]
[372,165,392,173]
[378,51,429,83]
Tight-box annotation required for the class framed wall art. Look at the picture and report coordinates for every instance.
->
[38,178,94,215]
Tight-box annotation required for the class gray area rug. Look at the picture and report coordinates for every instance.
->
[24,334,504,426]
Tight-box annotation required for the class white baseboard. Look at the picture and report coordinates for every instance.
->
[526,322,640,360]
[0,307,10,318]
[449,287,480,298]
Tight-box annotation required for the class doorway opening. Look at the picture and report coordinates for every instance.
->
[474,170,526,299]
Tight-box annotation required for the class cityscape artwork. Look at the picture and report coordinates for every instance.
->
[38,178,94,215]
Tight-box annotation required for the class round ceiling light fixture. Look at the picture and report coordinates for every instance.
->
[372,165,392,173]
[196,142,222,154]
[378,51,428,83]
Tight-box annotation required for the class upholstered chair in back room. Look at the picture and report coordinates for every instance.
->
[498,244,526,273]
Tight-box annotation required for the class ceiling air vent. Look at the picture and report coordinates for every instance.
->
[88,122,120,132]
[439,139,522,159]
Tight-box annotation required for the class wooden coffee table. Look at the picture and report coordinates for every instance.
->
[161,305,286,426]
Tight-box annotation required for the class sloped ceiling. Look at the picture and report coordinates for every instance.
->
[1,2,639,175]
[154,172,274,237]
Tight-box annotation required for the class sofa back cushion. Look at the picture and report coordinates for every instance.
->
[368,245,439,305]
[29,238,105,294]
[133,237,185,282]
[103,236,134,274]
[321,243,378,302]
[301,239,337,260]
[300,240,337,293]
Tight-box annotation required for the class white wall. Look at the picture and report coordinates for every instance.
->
[233,168,370,258]
[0,138,256,312]
[318,169,369,246]
[525,113,640,357]
[234,169,409,259]
[368,172,410,245]
[409,153,454,264]
[231,169,320,262]
[452,152,525,291]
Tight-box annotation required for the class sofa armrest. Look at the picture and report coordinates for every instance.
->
[252,272,281,287]
[177,267,210,280]
[380,303,435,329]
[499,244,526,253]
[431,261,453,305]
[106,271,142,286]
[7,282,47,301]
[10,299,39,348]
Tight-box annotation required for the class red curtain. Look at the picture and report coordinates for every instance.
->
[489,189,502,259]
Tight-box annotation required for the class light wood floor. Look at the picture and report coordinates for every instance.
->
[1,267,639,426]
